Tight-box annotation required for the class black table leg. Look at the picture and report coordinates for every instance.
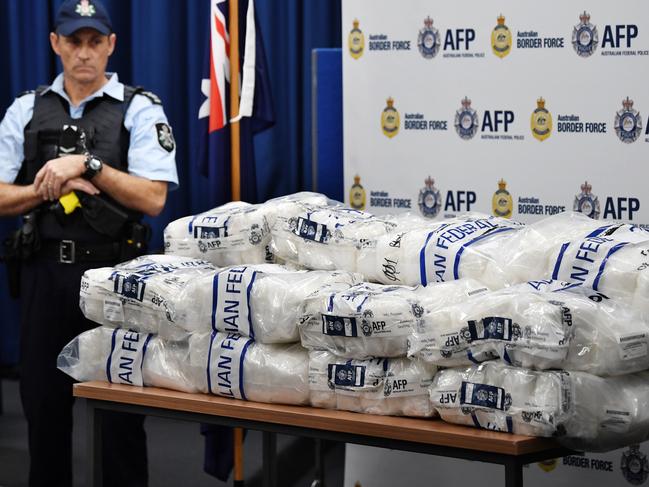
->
[504,457,523,487]
[262,431,277,487]
[87,401,104,487]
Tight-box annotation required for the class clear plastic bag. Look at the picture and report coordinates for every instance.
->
[188,331,310,406]
[299,279,490,359]
[410,281,649,376]
[270,203,397,272]
[79,254,218,340]
[357,213,523,289]
[57,326,200,393]
[309,350,437,417]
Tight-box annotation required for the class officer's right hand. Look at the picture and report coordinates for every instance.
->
[60,177,100,196]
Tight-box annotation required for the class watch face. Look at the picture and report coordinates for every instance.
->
[89,157,101,171]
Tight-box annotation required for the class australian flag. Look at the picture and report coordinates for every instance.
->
[197,0,274,207]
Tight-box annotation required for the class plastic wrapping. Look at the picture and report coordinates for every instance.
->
[270,203,397,272]
[309,350,437,417]
[212,266,362,343]
[501,213,649,310]
[410,281,649,375]
[188,331,310,406]
[357,213,523,289]
[57,326,200,393]
[164,201,273,266]
[431,362,649,452]
[299,279,490,359]
[80,254,217,340]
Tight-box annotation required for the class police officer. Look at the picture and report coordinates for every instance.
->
[0,1,178,485]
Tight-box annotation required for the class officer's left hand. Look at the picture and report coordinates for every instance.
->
[34,155,86,201]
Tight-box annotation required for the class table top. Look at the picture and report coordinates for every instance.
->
[74,381,563,456]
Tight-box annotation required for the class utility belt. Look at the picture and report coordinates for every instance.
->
[2,209,150,298]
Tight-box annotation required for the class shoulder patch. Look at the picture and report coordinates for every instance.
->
[139,90,162,105]
[155,123,175,152]
[17,90,35,98]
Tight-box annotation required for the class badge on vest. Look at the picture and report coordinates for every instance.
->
[156,123,175,152]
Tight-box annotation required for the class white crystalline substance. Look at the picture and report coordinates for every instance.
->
[309,350,437,417]
[164,201,273,266]
[57,326,200,393]
[188,332,310,406]
[270,203,396,272]
[357,213,522,289]
[79,254,217,340]
[431,362,649,451]
[410,282,649,376]
[299,279,489,359]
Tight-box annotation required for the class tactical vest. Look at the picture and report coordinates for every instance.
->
[21,84,143,243]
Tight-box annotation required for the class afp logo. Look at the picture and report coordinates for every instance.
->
[573,181,641,221]
[418,176,441,218]
[572,11,598,57]
[381,97,400,138]
[530,97,552,142]
[417,16,440,59]
[491,14,512,58]
[455,97,479,140]
[348,19,365,59]
[573,181,601,219]
[615,97,643,144]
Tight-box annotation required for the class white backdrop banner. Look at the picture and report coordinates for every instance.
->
[343,0,649,226]
[342,1,649,485]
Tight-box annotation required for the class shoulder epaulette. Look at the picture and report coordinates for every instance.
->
[16,90,35,98]
[137,90,162,105]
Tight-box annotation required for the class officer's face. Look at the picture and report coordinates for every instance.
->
[50,28,116,85]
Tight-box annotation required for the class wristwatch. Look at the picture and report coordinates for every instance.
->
[82,154,103,180]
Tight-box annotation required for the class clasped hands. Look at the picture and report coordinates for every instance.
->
[33,154,100,201]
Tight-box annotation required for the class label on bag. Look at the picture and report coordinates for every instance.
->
[106,328,152,386]
[207,332,253,399]
[213,266,257,338]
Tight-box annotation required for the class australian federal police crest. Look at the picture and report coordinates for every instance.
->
[531,97,552,142]
[349,175,366,210]
[621,445,649,485]
[492,15,512,58]
[348,19,365,59]
[572,11,598,57]
[615,97,642,143]
[418,176,441,218]
[381,97,400,138]
[573,181,601,219]
[492,179,513,218]
[455,97,479,140]
[417,16,440,59]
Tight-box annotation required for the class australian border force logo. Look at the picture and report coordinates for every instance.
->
[348,19,365,59]
[492,179,513,218]
[417,16,440,59]
[418,176,441,218]
[615,97,642,144]
[455,97,479,140]
[491,15,512,58]
[573,181,600,219]
[621,445,649,485]
[531,97,552,142]
[572,11,598,57]
[381,97,400,138]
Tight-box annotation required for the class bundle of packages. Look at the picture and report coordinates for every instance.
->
[270,203,397,272]
[80,254,217,339]
[430,362,649,451]
[299,279,489,359]
[82,257,361,343]
[164,192,329,266]
[57,326,200,393]
[357,214,523,289]
[211,265,362,343]
[502,213,649,312]
[309,350,436,417]
[187,331,310,405]
[409,281,649,375]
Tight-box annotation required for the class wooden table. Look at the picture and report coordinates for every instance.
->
[74,381,575,487]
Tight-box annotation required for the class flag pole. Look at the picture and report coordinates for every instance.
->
[229,0,241,201]
[229,3,245,481]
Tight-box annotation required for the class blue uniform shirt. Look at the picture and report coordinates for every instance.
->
[0,72,179,189]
